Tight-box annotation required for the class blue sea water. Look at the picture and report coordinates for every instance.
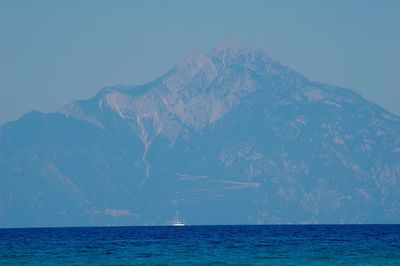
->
[0,225,399,265]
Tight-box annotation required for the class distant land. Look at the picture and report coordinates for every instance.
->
[1,39,399,227]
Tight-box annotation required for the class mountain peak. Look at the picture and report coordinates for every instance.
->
[164,38,297,97]
[173,38,274,77]
[209,37,274,70]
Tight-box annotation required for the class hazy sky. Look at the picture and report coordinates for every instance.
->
[1,0,399,125]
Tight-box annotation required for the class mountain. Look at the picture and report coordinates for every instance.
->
[1,39,400,227]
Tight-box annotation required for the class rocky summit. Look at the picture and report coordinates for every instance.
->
[1,40,400,227]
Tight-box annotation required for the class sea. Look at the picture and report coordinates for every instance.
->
[0,225,399,265]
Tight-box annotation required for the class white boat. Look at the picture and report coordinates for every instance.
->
[172,209,185,226]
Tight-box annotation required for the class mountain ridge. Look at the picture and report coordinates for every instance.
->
[1,41,399,227]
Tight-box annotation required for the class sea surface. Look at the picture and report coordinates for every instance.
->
[0,225,399,265]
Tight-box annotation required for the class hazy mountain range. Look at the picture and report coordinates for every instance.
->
[1,40,399,227]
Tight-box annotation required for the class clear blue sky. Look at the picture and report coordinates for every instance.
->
[1,0,399,125]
